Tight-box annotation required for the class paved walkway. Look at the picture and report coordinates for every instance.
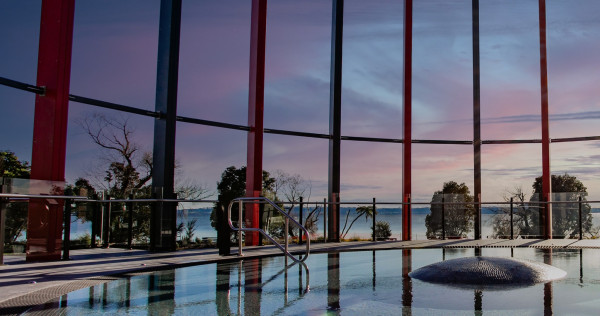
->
[1,238,599,315]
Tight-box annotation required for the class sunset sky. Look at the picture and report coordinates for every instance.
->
[1,0,600,204]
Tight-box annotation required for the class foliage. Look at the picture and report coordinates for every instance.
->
[65,178,97,198]
[1,151,30,243]
[79,113,209,246]
[210,166,275,230]
[425,181,474,239]
[210,166,320,245]
[272,169,310,205]
[372,221,392,240]
[340,206,376,239]
[302,205,322,235]
[180,219,198,245]
[265,170,315,237]
[267,216,286,239]
[71,233,92,247]
[1,151,30,178]
[492,174,594,238]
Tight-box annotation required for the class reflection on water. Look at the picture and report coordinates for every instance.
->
[25,248,600,315]
[402,249,413,315]
[544,249,553,316]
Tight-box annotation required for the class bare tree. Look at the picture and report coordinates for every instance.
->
[267,170,321,238]
[78,113,151,197]
[491,174,595,239]
[78,113,210,199]
[77,113,210,245]
[491,187,537,238]
[273,170,308,202]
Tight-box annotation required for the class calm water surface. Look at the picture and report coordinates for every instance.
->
[26,248,600,315]
[68,209,600,242]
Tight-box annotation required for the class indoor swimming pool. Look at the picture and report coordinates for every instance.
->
[24,247,600,315]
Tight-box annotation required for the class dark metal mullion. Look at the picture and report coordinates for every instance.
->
[328,0,344,243]
[177,116,250,131]
[412,140,471,145]
[0,76,45,94]
[402,0,413,241]
[69,94,159,117]
[265,128,330,139]
[5,73,597,147]
[472,0,482,240]
[342,136,401,143]
[551,136,600,143]
[151,0,182,251]
[482,139,541,144]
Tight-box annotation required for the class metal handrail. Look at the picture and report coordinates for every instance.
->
[227,197,310,263]
[0,193,88,200]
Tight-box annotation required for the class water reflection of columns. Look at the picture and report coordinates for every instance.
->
[474,290,483,315]
[216,262,232,315]
[244,259,262,315]
[372,251,376,290]
[327,253,341,311]
[402,249,412,315]
[102,282,108,307]
[579,249,583,283]
[147,271,175,316]
[474,248,483,315]
[60,294,68,309]
[543,249,553,316]
[88,286,95,308]
[284,258,289,304]
[125,276,132,308]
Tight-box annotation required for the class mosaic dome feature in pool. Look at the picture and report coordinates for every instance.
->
[409,256,567,286]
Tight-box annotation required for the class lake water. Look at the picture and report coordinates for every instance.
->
[69,208,600,242]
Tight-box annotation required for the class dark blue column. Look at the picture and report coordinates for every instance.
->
[328,0,344,242]
[151,0,182,251]
[473,0,482,240]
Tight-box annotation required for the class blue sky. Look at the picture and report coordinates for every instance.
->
[1,0,600,204]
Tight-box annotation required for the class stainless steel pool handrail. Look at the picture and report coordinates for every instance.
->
[227,197,310,263]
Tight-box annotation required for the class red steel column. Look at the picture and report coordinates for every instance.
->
[402,0,413,241]
[27,0,75,261]
[245,0,267,246]
[539,0,552,239]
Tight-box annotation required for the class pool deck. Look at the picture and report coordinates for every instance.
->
[1,238,599,314]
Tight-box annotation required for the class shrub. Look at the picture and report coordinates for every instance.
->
[372,221,392,240]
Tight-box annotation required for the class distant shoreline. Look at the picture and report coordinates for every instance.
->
[180,207,600,214]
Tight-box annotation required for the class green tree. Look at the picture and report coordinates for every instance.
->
[1,151,30,178]
[492,174,594,238]
[0,151,30,244]
[210,166,275,230]
[425,181,474,239]
[372,221,392,240]
[534,174,593,237]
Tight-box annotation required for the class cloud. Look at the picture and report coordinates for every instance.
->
[5,0,600,204]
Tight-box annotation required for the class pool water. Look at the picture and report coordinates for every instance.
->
[26,248,600,315]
